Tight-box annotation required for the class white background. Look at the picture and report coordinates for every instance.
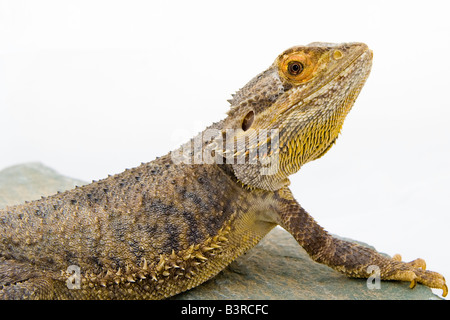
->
[0,0,449,298]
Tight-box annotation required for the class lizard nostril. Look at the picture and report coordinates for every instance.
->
[242,111,255,131]
[332,50,343,60]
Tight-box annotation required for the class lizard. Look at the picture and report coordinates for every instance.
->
[0,42,447,299]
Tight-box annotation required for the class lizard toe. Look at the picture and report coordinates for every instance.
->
[407,258,427,270]
[393,267,446,297]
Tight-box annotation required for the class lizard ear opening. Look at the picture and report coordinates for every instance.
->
[241,111,254,131]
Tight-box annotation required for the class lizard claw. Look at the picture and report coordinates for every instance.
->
[386,257,447,297]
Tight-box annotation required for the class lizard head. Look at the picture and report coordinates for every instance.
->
[217,42,373,191]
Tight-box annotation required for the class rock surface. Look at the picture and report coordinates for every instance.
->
[0,163,440,300]
[0,163,86,208]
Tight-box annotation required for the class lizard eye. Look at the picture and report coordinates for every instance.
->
[278,53,315,84]
[242,110,254,131]
[287,61,304,75]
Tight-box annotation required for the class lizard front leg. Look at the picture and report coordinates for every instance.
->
[274,188,448,297]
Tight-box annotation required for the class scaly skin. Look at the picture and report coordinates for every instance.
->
[0,42,447,299]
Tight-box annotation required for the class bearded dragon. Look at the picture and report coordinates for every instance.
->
[0,42,447,299]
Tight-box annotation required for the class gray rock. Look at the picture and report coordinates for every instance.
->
[0,162,86,209]
[0,163,440,299]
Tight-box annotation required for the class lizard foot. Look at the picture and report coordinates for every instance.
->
[387,254,447,297]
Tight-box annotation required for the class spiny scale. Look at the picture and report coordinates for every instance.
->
[67,224,231,291]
